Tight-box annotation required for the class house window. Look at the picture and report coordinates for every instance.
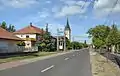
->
[26,35,29,38]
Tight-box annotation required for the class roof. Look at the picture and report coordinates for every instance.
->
[65,18,71,31]
[14,23,45,34]
[0,27,22,40]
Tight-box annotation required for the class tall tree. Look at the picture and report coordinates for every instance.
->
[0,21,7,30]
[36,25,56,52]
[106,24,119,53]
[7,24,16,32]
[87,25,111,49]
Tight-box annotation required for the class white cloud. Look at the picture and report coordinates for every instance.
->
[52,7,60,13]
[0,0,38,8]
[15,11,50,26]
[64,0,76,5]
[54,0,90,17]
[46,1,51,4]
[79,15,88,19]
[38,12,50,18]
[63,0,90,6]
[93,0,120,17]
[48,23,65,36]
[55,5,86,17]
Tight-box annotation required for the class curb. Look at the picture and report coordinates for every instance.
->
[0,51,73,71]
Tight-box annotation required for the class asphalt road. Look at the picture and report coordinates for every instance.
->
[0,49,92,76]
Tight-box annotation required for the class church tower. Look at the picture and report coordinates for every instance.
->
[65,18,71,41]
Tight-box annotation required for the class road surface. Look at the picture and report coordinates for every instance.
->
[0,49,92,76]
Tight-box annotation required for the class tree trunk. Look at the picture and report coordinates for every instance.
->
[111,45,115,54]
[116,44,119,53]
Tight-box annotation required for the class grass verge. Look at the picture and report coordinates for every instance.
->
[0,52,57,64]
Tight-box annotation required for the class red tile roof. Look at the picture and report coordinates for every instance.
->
[0,27,22,40]
[14,24,45,34]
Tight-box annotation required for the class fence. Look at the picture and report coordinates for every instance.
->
[0,46,38,53]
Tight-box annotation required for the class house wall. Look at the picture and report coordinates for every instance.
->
[15,34,36,39]
[0,39,38,53]
[24,41,32,48]
[65,30,71,40]
[15,34,37,48]
[0,39,18,53]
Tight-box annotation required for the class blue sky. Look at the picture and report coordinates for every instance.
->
[0,0,120,43]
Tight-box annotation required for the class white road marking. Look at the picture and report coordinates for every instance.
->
[64,58,69,60]
[41,65,54,73]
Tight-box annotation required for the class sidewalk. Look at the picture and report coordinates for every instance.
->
[90,51,120,76]
[0,51,72,71]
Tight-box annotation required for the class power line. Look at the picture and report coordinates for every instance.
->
[81,0,88,9]
[104,0,119,25]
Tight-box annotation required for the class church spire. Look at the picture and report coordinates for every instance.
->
[65,17,71,31]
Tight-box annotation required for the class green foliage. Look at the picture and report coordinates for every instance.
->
[36,32,56,52]
[87,25,110,48]
[7,24,16,32]
[0,21,16,32]
[0,21,7,30]
[71,41,83,49]
[92,37,104,49]
[106,24,119,45]
[66,38,72,50]
[17,41,25,46]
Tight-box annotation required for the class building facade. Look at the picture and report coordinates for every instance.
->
[0,27,22,53]
[14,23,45,48]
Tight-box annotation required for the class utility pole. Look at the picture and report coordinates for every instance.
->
[72,36,74,50]
[57,28,59,52]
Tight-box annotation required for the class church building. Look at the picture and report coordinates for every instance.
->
[65,18,71,41]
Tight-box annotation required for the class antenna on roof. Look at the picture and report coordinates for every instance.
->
[46,23,48,33]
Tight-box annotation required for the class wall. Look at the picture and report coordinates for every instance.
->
[15,34,37,48]
[15,34,36,39]
[24,41,32,48]
[0,39,18,53]
[0,39,38,53]
[65,30,71,40]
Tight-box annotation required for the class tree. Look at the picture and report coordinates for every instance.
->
[71,41,83,49]
[66,38,72,50]
[87,25,111,49]
[106,24,119,53]
[7,24,16,32]
[17,41,25,46]
[36,25,56,52]
[0,21,7,30]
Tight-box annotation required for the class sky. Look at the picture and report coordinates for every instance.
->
[0,0,120,43]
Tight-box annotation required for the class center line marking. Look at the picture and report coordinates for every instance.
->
[65,58,69,60]
[41,65,54,73]
[73,55,75,56]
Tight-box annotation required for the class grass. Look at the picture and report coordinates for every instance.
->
[0,52,57,64]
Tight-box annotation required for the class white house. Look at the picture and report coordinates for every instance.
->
[0,27,22,53]
[14,23,45,48]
